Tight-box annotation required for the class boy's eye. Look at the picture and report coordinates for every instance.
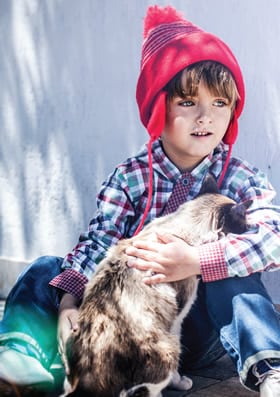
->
[214,99,229,107]
[179,100,194,107]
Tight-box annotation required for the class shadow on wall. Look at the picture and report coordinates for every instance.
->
[0,0,147,261]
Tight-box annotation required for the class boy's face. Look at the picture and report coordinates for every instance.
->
[161,82,232,172]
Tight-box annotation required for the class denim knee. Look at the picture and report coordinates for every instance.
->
[205,274,280,389]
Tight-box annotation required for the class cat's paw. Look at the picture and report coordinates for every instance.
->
[170,371,193,390]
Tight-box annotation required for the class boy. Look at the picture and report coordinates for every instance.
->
[1,5,280,396]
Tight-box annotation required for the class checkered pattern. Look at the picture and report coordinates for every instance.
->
[199,241,228,282]
[162,173,195,215]
[49,270,87,300]
[50,139,280,298]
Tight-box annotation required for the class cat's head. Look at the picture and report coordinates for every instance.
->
[178,174,252,242]
[200,173,252,235]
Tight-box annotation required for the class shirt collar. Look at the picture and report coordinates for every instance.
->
[150,139,227,182]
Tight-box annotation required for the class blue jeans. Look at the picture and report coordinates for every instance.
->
[0,256,63,369]
[1,256,280,391]
[180,275,280,390]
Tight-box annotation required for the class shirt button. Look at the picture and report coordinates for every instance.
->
[182,178,189,186]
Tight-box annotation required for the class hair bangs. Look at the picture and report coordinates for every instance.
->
[165,61,239,110]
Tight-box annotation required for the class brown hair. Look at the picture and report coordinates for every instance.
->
[165,61,239,111]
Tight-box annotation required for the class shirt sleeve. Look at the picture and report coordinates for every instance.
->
[49,269,88,300]
[199,172,280,282]
[49,166,139,296]
[199,240,228,281]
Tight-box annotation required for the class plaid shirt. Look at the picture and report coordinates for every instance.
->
[50,140,280,299]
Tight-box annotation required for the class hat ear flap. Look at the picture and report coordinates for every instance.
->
[223,110,238,145]
[147,91,167,140]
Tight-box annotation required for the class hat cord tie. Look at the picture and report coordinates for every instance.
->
[133,138,154,236]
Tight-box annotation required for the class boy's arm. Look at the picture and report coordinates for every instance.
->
[199,182,280,282]
[49,167,138,299]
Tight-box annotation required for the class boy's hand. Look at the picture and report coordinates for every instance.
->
[126,232,200,284]
[58,293,80,375]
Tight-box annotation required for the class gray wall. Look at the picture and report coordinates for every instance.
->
[1,0,280,301]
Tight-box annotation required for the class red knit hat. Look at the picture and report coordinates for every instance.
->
[134,5,245,234]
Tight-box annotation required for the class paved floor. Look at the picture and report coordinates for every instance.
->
[163,354,255,397]
[0,300,259,396]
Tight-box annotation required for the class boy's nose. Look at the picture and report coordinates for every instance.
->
[196,108,212,124]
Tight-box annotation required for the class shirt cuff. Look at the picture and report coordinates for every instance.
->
[199,240,229,282]
[49,269,88,300]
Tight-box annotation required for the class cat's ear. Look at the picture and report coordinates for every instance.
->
[231,200,253,219]
[226,200,253,234]
[199,173,219,195]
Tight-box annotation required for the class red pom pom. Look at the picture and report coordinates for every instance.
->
[143,5,184,38]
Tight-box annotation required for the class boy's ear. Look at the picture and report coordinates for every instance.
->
[199,173,219,195]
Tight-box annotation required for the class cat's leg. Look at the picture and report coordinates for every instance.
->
[59,377,72,397]
[169,370,193,390]
[119,372,172,397]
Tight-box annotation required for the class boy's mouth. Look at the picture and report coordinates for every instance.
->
[191,131,212,137]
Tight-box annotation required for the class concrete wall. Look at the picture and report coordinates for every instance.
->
[1,0,280,301]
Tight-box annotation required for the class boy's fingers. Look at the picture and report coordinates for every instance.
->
[143,273,166,285]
